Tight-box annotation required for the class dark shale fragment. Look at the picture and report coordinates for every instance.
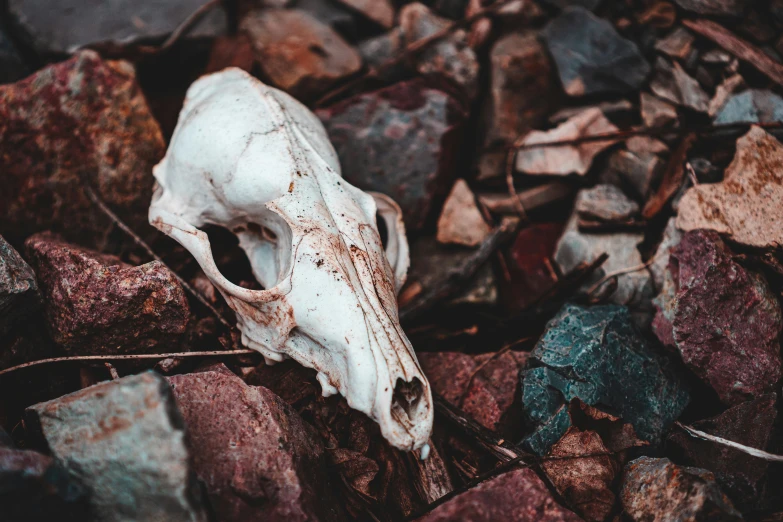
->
[652,229,782,405]
[0,234,38,336]
[168,364,346,522]
[25,232,189,356]
[317,80,465,230]
[25,372,208,522]
[521,303,689,454]
[621,457,742,521]
[0,51,165,247]
[542,6,650,96]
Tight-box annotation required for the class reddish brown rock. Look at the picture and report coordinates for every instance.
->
[418,350,528,435]
[621,457,742,521]
[318,80,465,230]
[168,364,346,522]
[0,51,165,247]
[506,223,562,311]
[25,232,189,355]
[414,468,582,521]
[652,229,782,405]
[241,8,361,101]
[669,394,778,509]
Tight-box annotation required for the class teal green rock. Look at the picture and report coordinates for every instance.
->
[521,303,689,455]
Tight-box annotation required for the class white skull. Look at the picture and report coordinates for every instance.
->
[149,68,433,451]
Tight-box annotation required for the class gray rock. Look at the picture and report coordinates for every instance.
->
[359,3,479,99]
[554,209,652,306]
[8,0,226,54]
[542,6,650,96]
[673,0,746,17]
[521,304,689,455]
[606,149,665,199]
[317,80,465,230]
[0,29,28,84]
[650,57,710,113]
[575,184,639,222]
[0,234,38,335]
[641,92,678,128]
[714,89,783,124]
[622,457,742,521]
[25,371,208,522]
[168,364,345,522]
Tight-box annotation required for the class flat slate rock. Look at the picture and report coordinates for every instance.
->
[25,232,189,356]
[714,89,783,124]
[167,364,346,522]
[653,229,782,405]
[318,80,465,230]
[414,468,582,522]
[521,303,689,455]
[669,394,778,510]
[542,6,650,96]
[621,457,742,521]
[0,234,38,336]
[0,50,165,247]
[575,184,639,223]
[25,372,208,522]
[8,0,226,54]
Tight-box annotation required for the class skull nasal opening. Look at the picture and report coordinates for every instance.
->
[391,377,425,424]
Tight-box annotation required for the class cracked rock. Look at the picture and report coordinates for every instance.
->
[652,229,782,405]
[168,364,345,522]
[25,232,189,356]
[621,457,742,522]
[25,372,208,522]
[521,304,689,455]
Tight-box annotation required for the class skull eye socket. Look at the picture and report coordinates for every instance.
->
[202,225,263,289]
[375,211,389,250]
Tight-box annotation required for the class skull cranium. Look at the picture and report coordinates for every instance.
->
[149,68,433,451]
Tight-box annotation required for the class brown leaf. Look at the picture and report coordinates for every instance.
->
[642,132,696,219]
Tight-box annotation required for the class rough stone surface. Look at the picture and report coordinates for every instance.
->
[0,234,38,335]
[8,0,226,54]
[678,127,783,248]
[575,184,639,223]
[418,350,528,435]
[25,232,189,356]
[554,211,652,306]
[673,0,746,17]
[542,6,650,96]
[241,8,361,101]
[414,468,582,522]
[25,372,208,522]
[606,148,665,199]
[652,229,782,405]
[714,89,783,124]
[168,364,345,522]
[318,80,465,230]
[0,29,27,84]
[515,108,619,176]
[0,437,88,522]
[0,51,165,247]
[359,2,479,99]
[669,394,777,509]
[650,57,710,113]
[641,92,678,128]
[437,180,491,247]
[621,457,742,522]
[521,304,689,455]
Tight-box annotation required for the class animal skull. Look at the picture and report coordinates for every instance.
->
[149,68,433,451]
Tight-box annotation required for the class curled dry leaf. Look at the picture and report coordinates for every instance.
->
[515,108,620,176]
[677,126,783,248]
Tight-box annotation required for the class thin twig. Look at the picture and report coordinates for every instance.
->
[313,0,518,107]
[675,422,783,462]
[82,185,234,331]
[0,350,256,377]
[586,253,661,297]
[505,133,530,220]
[160,0,222,51]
